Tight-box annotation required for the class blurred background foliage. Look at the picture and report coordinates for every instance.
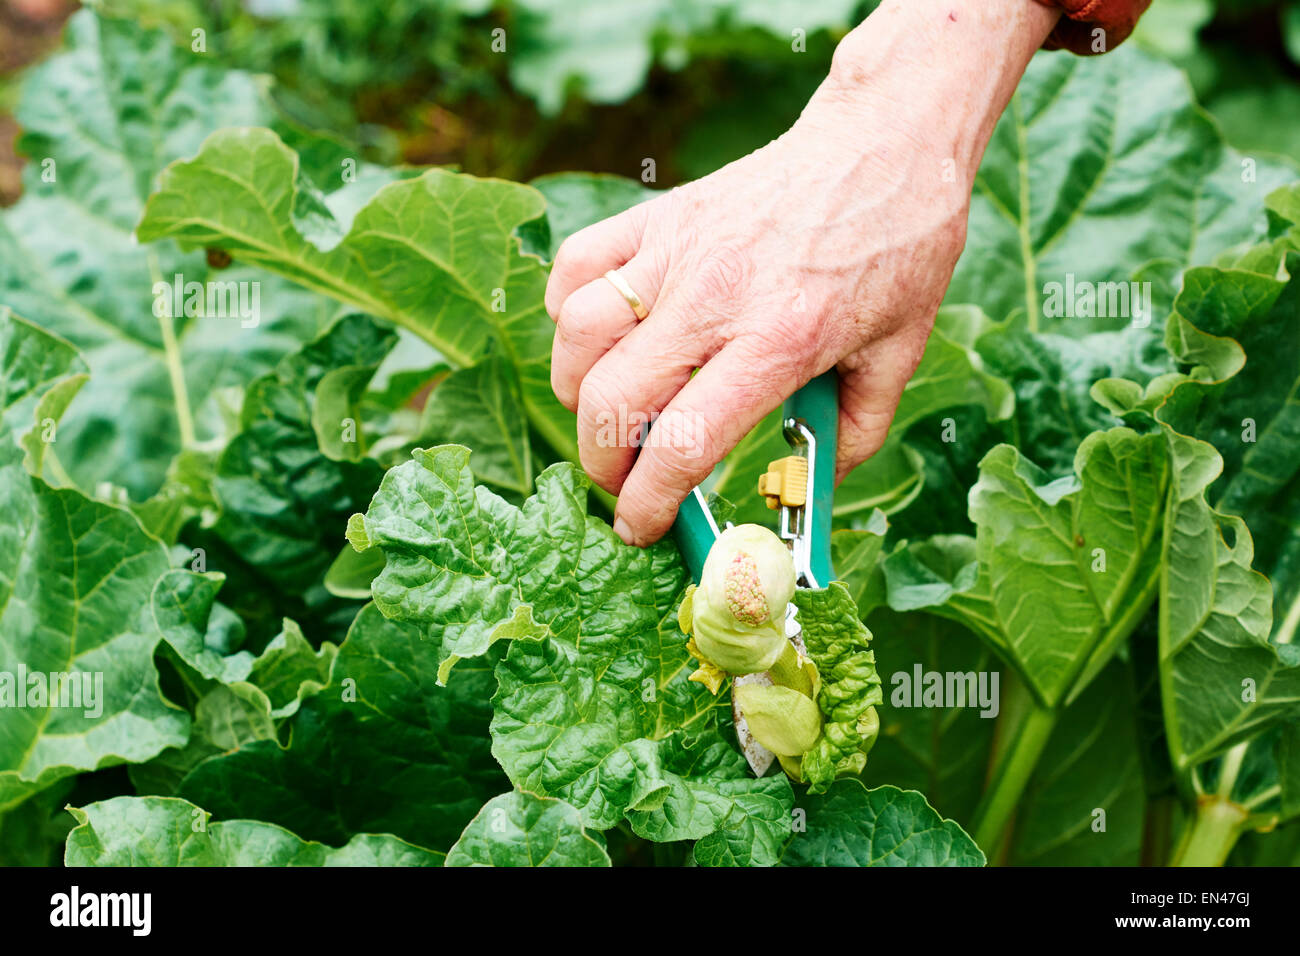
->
[2,0,1294,206]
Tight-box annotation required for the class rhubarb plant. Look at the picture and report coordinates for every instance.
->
[2,10,1300,868]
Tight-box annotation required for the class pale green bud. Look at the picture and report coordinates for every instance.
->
[734,683,823,757]
[691,524,796,674]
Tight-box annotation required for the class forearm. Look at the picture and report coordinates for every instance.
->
[807,0,1061,188]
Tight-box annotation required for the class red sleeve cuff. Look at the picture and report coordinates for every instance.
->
[1034,0,1152,55]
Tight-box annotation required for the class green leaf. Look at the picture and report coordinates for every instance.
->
[0,311,188,809]
[247,620,336,720]
[1158,430,1298,768]
[0,779,77,866]
[0,307,87,462]
[620,735,793,856]
[348,445,578,671]
[951,47,1297,330]
[312,366,380,463]
[829,514,889,615]
[150,569,256,686]
[895,306,1014,432]
[178,604,506,852]
[1,12,332,498]
[974,321,1170,477]
[1160,258,1300,525]
[885,428,1170,708]
[792,583,883,792]
[136,128,580,465]
[65,796,443,865]
[862,609,998,826]
[355,444,792,851]
[128,447,218,546]
[323,543,385,600]
[691,779,794,867]
[132,569,334,793]
[525,173,657,260]
[508,0,859,114]
[781,781,985,866]
[446,792,611,866]
[1149,203,1300,651]
[415,356,533,494]
[207,313,394,597]
[128,683,278,797]
[491,611,771,834]
[1006,663,1146,866]
[0,465,188,810]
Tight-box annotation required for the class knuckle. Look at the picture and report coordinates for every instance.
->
[576,371,629,435]
[556,287,633,353]
[617,478,679,539]
[733,333,809,393]
[645,407,718,484]
[555,295,600,344]
[690,245,755,308]
[552,234,596,278]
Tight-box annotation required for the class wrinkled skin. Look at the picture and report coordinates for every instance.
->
[545,0,1060,545]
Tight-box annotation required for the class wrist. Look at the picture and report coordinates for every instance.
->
[809,0,1060,183]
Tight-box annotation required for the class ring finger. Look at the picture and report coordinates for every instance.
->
[551,253,663,411]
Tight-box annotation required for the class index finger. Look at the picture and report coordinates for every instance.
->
[611,346,800,546]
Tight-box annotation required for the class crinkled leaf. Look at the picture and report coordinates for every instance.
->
[446,791,610,867]
[207,313,394,597]
[781,781,984,867]
[178,604,506,852]
[355,445,791,851]
[348,445,589,672]
[885,428,1169,707]
[621,735,793,848]
[792,583,883,792]
[65,796,442,866]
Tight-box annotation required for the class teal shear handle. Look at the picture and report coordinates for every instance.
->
[672,370,839,586]
[784,370,838,588]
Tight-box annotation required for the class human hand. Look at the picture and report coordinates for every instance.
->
[545,0,1060,545]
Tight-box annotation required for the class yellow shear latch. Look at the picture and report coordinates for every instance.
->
[757,456,808,510]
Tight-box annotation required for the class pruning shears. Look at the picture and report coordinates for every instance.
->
[671,370,839,774]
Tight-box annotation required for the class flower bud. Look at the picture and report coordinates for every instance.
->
[691,524,796,674]
[734,683,822,757]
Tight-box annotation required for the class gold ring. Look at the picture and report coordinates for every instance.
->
[603,269,649,320]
